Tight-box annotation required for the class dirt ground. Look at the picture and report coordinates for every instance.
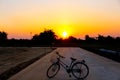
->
[0,47,54,75]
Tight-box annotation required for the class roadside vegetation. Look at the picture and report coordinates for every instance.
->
[0,30,120,62]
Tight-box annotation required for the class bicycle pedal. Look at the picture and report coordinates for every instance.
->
[69,75,71,77]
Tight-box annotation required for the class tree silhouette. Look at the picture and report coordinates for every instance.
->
[116,37,120,41]
[67,36,77,42]
[106,35,114,42]
[32,34,39,41]
[85,35,96,42]
[97,34,105,42]
[97,35,115,43]
[32,29,57,45]
[85,35,90,41]
[0,31,7,41]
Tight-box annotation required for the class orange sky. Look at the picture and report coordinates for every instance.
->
[0,0,120,39]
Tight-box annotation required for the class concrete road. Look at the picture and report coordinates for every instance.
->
[9,48,120,80]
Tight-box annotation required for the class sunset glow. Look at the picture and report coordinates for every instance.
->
[62,31,68,39]
[0,0,120,39]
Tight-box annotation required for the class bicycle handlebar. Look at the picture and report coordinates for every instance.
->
[56,52,65,58]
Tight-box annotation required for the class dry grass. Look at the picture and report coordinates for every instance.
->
[0,47,54,75]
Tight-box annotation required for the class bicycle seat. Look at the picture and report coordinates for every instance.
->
[70,57,76,61]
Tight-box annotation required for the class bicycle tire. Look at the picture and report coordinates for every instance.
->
[71,62,89,79]
[46,63,60,78]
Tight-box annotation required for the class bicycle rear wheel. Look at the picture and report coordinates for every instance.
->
[72,62,89,79]
[46,63,60,78]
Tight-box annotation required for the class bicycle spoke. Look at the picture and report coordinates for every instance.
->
[72,62,89,79]
[47,63,60,78]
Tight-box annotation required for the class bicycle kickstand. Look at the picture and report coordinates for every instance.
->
[68,73,72,77]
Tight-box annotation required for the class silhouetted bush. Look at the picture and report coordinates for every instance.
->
[85,35,96,43]
[0,29,120,46]
[0,31,7,41]
[32,29,57,45]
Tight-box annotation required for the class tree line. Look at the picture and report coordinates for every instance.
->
[0,30,120,46]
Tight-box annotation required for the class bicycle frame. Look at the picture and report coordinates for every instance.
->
[47,52,89,79]
[56,58,75,73]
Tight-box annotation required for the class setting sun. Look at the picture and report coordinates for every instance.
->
[62,31,68,38]
[0,0,120,39]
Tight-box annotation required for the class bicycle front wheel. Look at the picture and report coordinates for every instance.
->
[46,63,60,78]
[72,62,89,79]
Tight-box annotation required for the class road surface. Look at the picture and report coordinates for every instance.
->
[9,48,120,80]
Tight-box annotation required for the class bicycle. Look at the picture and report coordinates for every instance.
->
[46,52,89,80]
